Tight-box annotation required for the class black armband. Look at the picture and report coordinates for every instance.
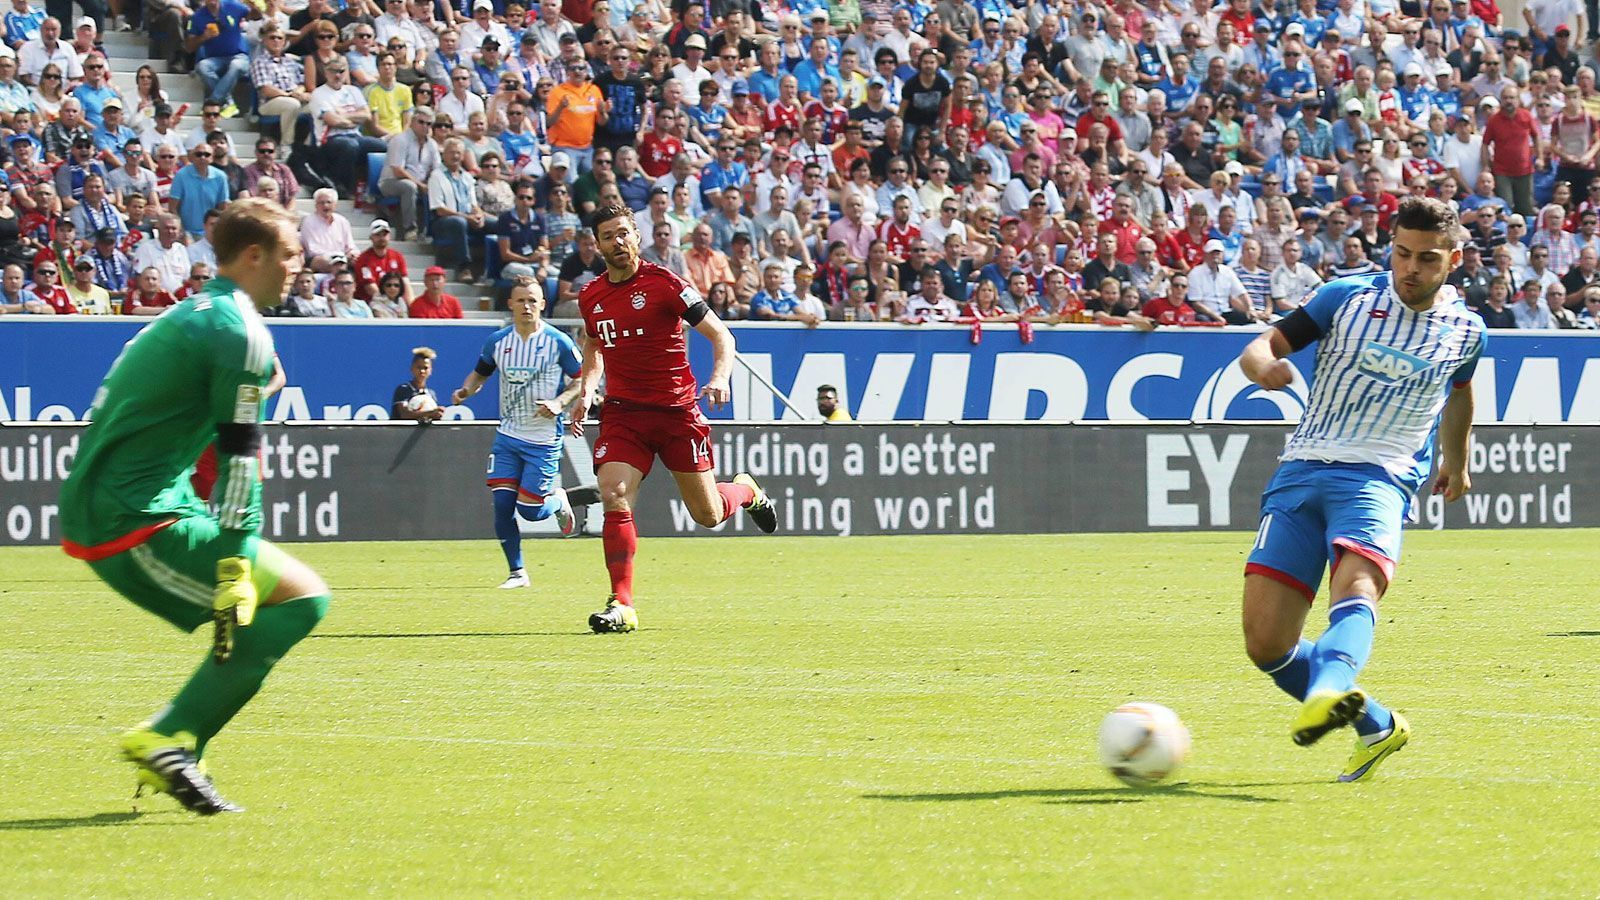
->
[682,300,710,326]
[215,422,264,456]
[474,359,497,377]
[1273,309,1323,353]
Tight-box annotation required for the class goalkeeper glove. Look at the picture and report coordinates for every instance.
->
[212,556,258,664]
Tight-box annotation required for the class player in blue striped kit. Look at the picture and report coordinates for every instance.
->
[453,277,600,589]
[1236,197,1485,782]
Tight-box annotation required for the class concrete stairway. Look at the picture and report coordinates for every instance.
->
[98,30,501,316]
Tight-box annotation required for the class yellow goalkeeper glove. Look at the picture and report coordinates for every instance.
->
[212,556,258,664]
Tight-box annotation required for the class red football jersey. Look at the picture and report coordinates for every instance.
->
[580,260,705,410]
[638,134,683,179]
[355,247,407,299]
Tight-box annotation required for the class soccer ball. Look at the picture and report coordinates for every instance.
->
[1098,703,1191,788]
[406,393,438,413]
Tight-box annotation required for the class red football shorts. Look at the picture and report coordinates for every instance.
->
[594,399,714,475]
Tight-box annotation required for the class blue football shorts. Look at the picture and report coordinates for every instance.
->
[1245,460,1408,602]
[485,432,562,505]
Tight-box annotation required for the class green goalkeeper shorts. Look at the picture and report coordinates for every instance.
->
[88,517,289,632]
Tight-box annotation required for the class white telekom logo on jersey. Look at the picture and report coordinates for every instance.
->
[596,319,618,347]
[1357,341,1431,384]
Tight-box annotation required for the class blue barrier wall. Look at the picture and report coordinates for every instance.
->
[3,318,1596,423]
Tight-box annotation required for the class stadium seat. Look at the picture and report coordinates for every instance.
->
[484,234,503,283]
[367,153,395,209]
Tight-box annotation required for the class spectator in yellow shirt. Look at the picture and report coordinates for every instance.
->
[365,52,414,140]
[546,61,604,180]
[817,385,853,422]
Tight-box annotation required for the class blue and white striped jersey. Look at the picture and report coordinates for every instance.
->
[476,323,582,446]
[1282,271,1487,494]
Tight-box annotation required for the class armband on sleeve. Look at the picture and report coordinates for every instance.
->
[682,300,710,325]
[215,422,264,456]
[1272,308,1323,353]
[475,358,498,377]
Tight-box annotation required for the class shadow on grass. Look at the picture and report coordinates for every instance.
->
[1547,631,1600,637]
[310,631,583,639]
[0,811,191,831]
[865,781,1296,805]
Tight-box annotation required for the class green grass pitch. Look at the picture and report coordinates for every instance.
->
[1,530,1596,896]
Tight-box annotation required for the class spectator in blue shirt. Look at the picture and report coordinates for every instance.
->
[185,0,253,113]
[1263,46,1316,119]
[495,179,545,281]
[4,3,44,48]
[792,36,839,100]
[91,97,136,159]
[1155,53,1199,115]
[169,143,230,236]
[698,140,748,205]
[1330,98,1372,161]
[751,261,820,323]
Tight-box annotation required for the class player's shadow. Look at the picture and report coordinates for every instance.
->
[864,781,1290,805]
[1547,631,1600,637]
[384,425,431,473]
[0,811,189,831]
[310,631,579,639]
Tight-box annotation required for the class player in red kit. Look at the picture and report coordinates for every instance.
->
[572,205,778,633]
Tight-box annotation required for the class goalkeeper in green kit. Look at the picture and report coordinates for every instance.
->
[59,199,329,816]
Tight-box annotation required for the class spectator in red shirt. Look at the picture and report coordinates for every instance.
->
[355,219,411,303]
[125,266,178,315]
[22,258,75,314]
[637,108,684,180]
[1342,169,1401,231]
[1481,89,1543,218]
[1173,204,1213,271]
[764,74,803,139]
[410,266,465,318]
[1100,195,1146,264]
[1075,90,1124,144]
[1142,273,1219,325]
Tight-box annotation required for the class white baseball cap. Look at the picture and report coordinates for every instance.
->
[550,151,571,169]
[1204,239,1226,253]
[75,16,95,31]
[1224,160,1244,176]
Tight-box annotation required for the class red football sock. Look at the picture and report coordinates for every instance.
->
[715,481,756,523]
[602,509,637,606]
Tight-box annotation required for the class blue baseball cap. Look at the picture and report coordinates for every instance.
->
[732,77,750,95]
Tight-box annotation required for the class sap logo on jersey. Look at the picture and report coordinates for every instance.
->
[1357,341,1430,384]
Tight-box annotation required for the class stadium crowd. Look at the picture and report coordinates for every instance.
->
[0,0,1596,329]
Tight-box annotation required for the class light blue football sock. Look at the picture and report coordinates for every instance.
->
[492,490,522,572]
[1257,639,1314,701]
[1307,596,1377,697]
[516,491,564,523]
[1356,696,1394,739]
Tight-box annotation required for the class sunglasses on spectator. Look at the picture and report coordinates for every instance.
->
[318,33,336,40]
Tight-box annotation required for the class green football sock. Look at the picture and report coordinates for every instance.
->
[153,595,329,757]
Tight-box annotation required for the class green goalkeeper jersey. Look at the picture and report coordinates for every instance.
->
[60,277,276,557]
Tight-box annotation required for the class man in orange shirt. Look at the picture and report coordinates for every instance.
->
[832,120,870,180]
[546,61,605,180]
[684,221,735,297]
